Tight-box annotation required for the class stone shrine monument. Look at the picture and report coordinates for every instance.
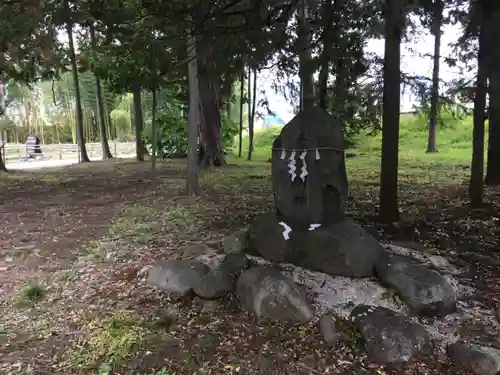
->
[248,107,384,277]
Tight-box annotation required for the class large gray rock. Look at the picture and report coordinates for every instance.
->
[236,266,313,323]
[447,342,500,375]
[193,268,234,300]
[248,212,384,277]
[218,253,249,279]
[318,313,341,345]
[147,260,209,296]
[375,255,457,316]
[350,305,432,364]
[223,229,249,254]
[193,254,249,300]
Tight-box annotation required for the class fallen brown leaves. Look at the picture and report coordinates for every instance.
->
[0,158,498,375]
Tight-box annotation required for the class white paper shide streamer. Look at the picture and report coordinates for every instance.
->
[280,149,286,160]
[299,151,308,182]
[315,149,320,160]
[308,224,321,231]
[278,221,292,240]
[288,150,297,181]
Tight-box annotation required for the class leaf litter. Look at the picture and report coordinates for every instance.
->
[0,158,499,375]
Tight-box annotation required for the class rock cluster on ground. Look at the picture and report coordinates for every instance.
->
[147,108,500,373]
[146,230,500,373]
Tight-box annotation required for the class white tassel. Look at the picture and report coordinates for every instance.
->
[278,221,292,240]
[299,151,308,182]
[315,149,320,160]
[309,223,322,231]
[288,150,296,181]
[280,149,286,159]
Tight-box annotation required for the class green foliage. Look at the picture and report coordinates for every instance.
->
[143,108,188,159]
[0,118,16,131]
[143,107,239,159]
[111,109,133,141]
[221,118,239,152]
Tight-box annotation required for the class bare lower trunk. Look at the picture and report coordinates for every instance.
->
[186,23,201,195]
[379,0,403,223]
[151,88,158,186]
[132,86,145,161]
[0,147,6,172]
[238,65,244,157]
[426,0,442,153]
[247,67,257,161]
[197,39,225,167]
[90,23,112,159]
[66,2,90,163]
[485,7,500,185]
[470,10,488,207]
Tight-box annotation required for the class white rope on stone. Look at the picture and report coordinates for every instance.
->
[308,224,322,231]
[278,221,292,240]
[288,150,297,181]
[299,151,308,182]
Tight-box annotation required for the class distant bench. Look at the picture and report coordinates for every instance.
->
[24,135,43,160]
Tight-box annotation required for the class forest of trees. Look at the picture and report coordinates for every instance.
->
[0,0,499,222]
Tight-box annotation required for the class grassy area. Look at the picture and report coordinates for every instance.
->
[235,113,481,164]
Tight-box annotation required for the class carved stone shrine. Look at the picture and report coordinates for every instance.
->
[248,107,383,277]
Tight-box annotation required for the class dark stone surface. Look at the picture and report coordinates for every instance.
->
[147,260,209,297]
[271,107,348,227]
[236,266,313,323]
[192,254,249,300]
[350,305,433,364]
[219,252,249,279]
[193,268,234,299]
[375,255,457,316]
[447,342,500,375]
[223,229,249,253]
[318,313,341,345]
[248,212,384,277]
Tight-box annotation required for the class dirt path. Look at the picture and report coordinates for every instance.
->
[0,159,499,375]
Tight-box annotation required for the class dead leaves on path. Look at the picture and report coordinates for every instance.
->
[0,159,499,375]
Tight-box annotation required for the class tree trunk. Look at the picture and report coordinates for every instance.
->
[238,65,245,157]
[298,0,315,110]
[485,76,500,185]
[89,23,113,159]
[197,39,225,167]
[379,0,404,223]
[426,0,443,153]
[132,85,145,161]
[0,145,6,172]
[247,67,257,161]
[186,25,201,195]
[107,111,115,140]
[151,88,158,186]
[66,1,90,163]
[485,7,500,185]
[247,67,252,143]
[318,61,328,109]
[470,10,489,207]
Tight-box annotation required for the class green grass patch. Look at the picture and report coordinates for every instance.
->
[108,203,201,242]
[39,176,75,184]
[68,311,176,371]
[16,281,46,306]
